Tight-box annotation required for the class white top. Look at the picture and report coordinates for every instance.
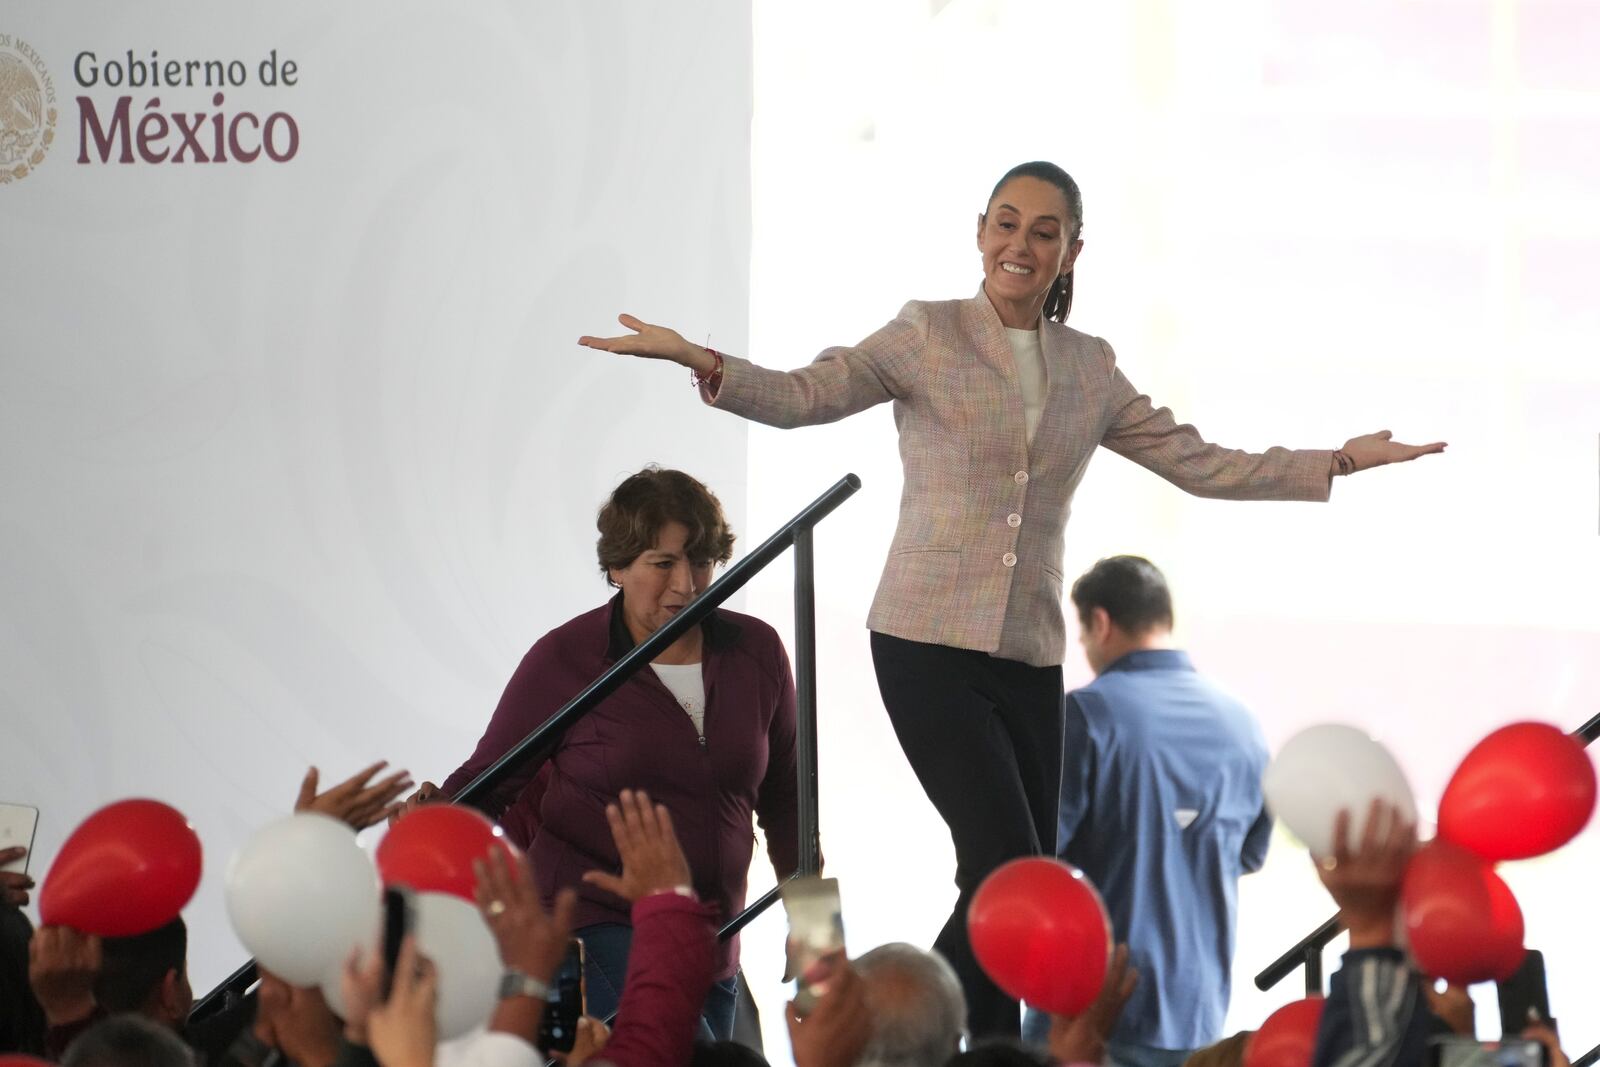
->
[650,662,706,737]
[1004,327,1047,444]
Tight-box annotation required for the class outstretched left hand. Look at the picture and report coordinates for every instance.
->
[1340,430,1447,472]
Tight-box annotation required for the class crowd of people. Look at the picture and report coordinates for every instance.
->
[5,159,1582,1067]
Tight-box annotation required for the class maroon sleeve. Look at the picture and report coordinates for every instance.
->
[754,637,801,880]
[439,639,568,820]
[599,894,717,1067]
[46,1007,104,1059]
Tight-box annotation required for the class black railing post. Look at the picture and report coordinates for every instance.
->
[793,525,822,877]
[1302,944,1322,997]
[1254,913,1342,993]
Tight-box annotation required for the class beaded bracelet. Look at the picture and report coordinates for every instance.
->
[690,348,724,389]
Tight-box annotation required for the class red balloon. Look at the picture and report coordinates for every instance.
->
[1438,722,1596,862]
[1245,998,1325,1067]
[0,1057,55,1067]
[967,857,1110,1016]
[376,805,518,901]
[39,799,202,937]
[1402,839,1525,984]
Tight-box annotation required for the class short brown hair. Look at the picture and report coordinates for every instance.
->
[596,468,736,586]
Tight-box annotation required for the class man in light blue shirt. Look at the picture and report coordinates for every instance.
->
[1022,556,1271,1067]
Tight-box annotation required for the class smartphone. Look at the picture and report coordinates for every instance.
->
[781,877,845,1016]
[0,803,39,874]
[380,886,415,1001]
[1430,1036,1546,1067]
[537,938,586,1054]
[1497,950,1552,1035]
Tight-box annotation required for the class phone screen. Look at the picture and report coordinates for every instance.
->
[780,877,846,1016]
[380,886,414,1001]
[1432,1037,1546,1067]
[537,939,586,1054]
[0,804,39,874]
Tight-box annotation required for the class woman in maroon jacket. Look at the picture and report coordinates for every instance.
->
[413,467,799,1040]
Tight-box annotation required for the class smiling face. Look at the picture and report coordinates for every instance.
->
[608,520,715,643]
[976,175,1084,328]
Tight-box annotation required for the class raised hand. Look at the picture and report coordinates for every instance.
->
[0,847,34,906]
[340,944,387,1045]
[786,955,872,1067]
[580,789,693,904]
[253,970,341,1067]
[561,1016,611,1066]
[1426,981,1474,1035]
[578,315,715,374]
[1340,430,1447,472]
[1048,943,1139,1066]
[28,925,102,1025]
[297,762,414,831]
[366,935,439,1067]
[473,847,576,985]
[1315,799,1416,948]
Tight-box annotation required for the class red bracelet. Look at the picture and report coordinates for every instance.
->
[690,348,723,389]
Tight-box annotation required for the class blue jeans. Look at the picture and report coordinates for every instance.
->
[578,922,739,1040]
[1021,1009,1191,1067]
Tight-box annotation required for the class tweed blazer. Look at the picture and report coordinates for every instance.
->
[709,290,1333,667]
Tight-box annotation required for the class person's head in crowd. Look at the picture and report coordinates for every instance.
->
[854,943,966,1067]
[689,1039,772,1067]
[95,920,191,1028]
[944,1041,1053,1067]
[596,467,737,643]
[1069,555,1174,674]
[62,1014,196,1067]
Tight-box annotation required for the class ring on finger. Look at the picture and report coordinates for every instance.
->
[486,899,508,917]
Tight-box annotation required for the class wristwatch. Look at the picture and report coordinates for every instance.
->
[497,969,549,1000]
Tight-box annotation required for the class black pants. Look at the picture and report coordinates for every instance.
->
[869,631,1065,1040]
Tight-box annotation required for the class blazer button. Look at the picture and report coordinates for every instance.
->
[1002,552,1018,567]
[1013,470,1029,485]
[1006,513,1022,528]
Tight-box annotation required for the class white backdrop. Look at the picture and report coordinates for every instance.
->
[736,0,1600,1057]
[1,0,752,1000]
[5,1,1600,1063]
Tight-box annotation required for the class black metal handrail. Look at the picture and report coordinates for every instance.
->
[1256,709,1600,1000]
[1573,1042,1599,1067]
[190,474,861,1022]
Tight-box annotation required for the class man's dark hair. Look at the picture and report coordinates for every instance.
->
[62,1014,195,1067]
[94,919,186,1014]
[1070,554,1174,634]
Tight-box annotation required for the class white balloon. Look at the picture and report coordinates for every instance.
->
[1262,724,1418,858]
[413,892,503,1040]
[225,813,380,987]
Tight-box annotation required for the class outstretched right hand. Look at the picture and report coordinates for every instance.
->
[578,315,715,374]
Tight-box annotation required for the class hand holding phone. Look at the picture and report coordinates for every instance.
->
[781,877,846,1016]
[0,803,39,907]
[535,939,586,1054]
